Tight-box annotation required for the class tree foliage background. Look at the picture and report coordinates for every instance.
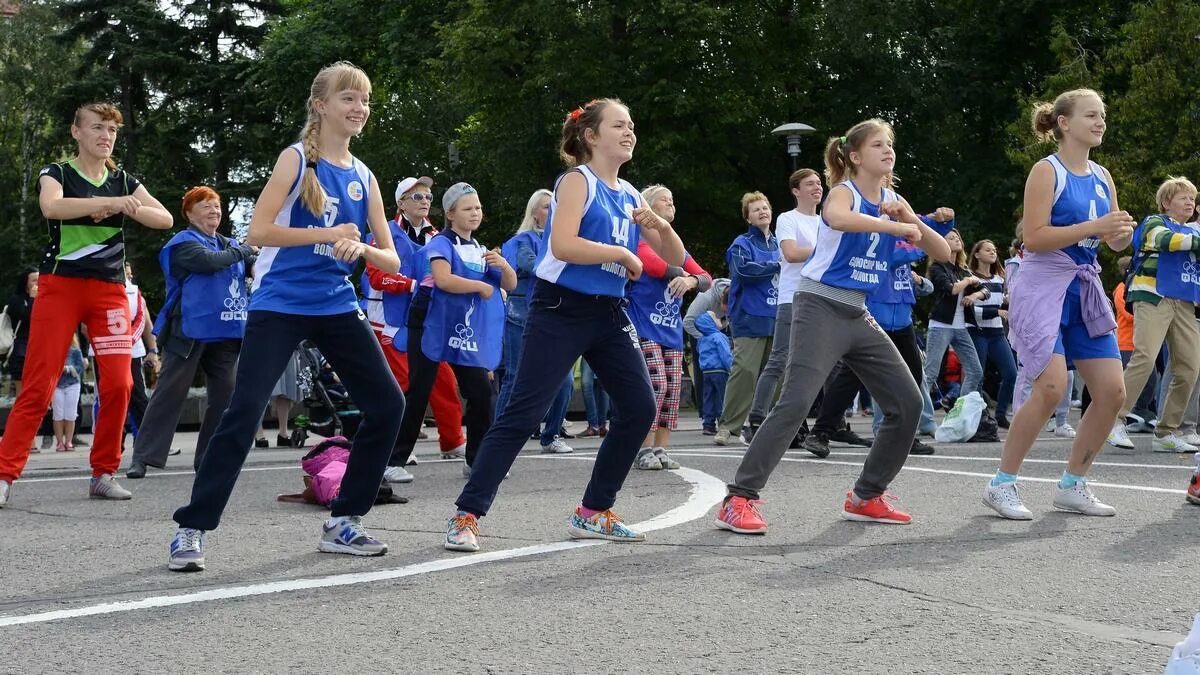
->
[1,0,1197,310]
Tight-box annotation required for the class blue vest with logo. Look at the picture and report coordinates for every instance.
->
[1147,215,1200,303]
[1044,154,1112,266]
[156,228,247,341]
[251,143,372,315]
[626,255,692,350]
[535,165,641,298]
[420,233,504,369]
[800,181,898,293]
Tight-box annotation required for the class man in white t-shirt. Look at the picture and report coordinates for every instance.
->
[746,169,822,438]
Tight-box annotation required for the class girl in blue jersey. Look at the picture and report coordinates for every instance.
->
[716,119,952,534]
[983,89,1135,520]
[444,98,687,552]
[167,62,406,571]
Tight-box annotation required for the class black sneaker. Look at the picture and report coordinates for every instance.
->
[996,416,1010,429]
[803,432,830,458]
[254,437,269,448]
[830,427,872,447]
[910,439,935,455]
[742,423,759,445]
[126,462,147,479]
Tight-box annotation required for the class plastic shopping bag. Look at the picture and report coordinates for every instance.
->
[934,391,986,443]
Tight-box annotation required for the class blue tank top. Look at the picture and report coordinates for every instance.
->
[1044,154,1112,266]
[251,143,372,315]
[535,165,641,298]
[156,228,248,342]
[801,181,899,292]
[626,255,692,350]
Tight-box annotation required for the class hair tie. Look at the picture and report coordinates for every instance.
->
[839,136,847,146]
[305,160,317,169]
[567,108,584,122]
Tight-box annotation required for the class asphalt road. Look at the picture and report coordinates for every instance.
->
[0,413,1195,674]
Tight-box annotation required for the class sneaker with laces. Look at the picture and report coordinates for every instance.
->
[89,474,132,500]
[540,437,574,454]
[1154,434,1199,453]
[803,432,831,458]
[1052,481,1116,516]
[168,528,206,572]
[1188,472,1200,506]
[1182,433,1200,446]
[702,424,717,436]
[567,507,645,542]
[714,428,744,446]
[910,439,935,456]
[1054,423,1077,439]
[441,444,466,460]
[1107,423,1135,449]
[842,491,912,524]
[714,496,767,534]
[633,447,663,470]
[445,511,481,552]
[0,479,10,508]
[982,481,1033,520]
[830,427,872,447]
[654,447,681,470]
[1165,614,1200,675]
[742,423,758,445]
[382,466,414,484]
[318,515,388,556]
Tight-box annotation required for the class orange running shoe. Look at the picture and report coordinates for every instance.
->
[1187,473,1200,506]
[714,496,768,534]
[842,490,912,524]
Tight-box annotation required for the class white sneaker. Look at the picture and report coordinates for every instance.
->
[382,466,414,484]
[1154,434,1199,453]
[406,454,418,466]
[1165,614,1200,675]
[1071,399,1082,409]
[982,481,1033,520]
[0,479,9,508]
[1107,423,1135,449]
[713,428,732,446]
[1052,481,1116,516]
[540,437,574,454]
[441,444,466,459]
[89,474,132,500]
[1054,423,1077,439]
[1182,434,1200,446]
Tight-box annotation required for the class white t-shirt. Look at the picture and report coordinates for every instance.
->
[775,210,821,302]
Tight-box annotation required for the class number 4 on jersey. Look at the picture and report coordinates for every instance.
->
[611,216,630,247]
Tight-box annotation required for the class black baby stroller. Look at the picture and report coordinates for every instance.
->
[290,340,362,448]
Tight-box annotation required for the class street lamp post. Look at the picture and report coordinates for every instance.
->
[771,122,816,173]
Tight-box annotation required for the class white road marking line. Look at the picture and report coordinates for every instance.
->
[0,464,725,628]
[20,465,297,484]
[665,451,1189,496]
[672,448,1197,472]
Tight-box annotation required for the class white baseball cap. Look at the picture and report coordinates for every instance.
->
[395,176,434,204]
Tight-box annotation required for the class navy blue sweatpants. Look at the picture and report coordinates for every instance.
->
[174,310,404,531]
[456,280,656,517]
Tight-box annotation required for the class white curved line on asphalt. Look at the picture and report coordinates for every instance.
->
[0,463,726,628]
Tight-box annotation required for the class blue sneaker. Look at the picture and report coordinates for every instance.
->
[318,516,388,556]
[168,528,206,572]
[567,507,645,542]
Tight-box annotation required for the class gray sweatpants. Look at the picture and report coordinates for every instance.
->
[729,291,921,501]
[749,301,793,424]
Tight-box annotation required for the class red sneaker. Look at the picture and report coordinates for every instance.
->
[714,496,768,534]
[842,491,912,524]
[1187,473,1200,506]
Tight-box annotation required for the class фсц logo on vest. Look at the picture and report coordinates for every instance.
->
[650,285,681,328]
[449,300,479,352]
[222,276,248,321]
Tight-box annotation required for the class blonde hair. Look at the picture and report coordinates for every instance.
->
[824,119,895,186]
[740,191,770,220]
[641,184,671,210]
[1031,88,1103,142]
[1155,176,1198,213]
[298,62,372,216]
[516,189,553,234]
[73,102,124,171]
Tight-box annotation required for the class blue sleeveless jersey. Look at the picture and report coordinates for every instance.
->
[535,165,641,298]
[626,254,692,350]
[801,181,899,292]
[251,143,372,315]
[420,233,505,369]
[1044,154,1112,266]
[156,228,247,341]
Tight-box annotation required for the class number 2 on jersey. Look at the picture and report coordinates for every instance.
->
[611,215,630,247]
[866,232,881,258]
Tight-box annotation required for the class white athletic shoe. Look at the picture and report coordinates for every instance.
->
[1182,434,1200,446]
[0,479,10,508]
[1164,614,1200,675]
[1107,423,1135,449]
[382,466,414,484]
[982,481,1033,520]
[1052,481,1116,516]
[1153,434,1199,454]
[713,428,733,446]
[540,437,574,454]
[89,474,132,500]
[1054,423,1077,439]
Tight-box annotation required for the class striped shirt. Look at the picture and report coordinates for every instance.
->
[1129,214,1200,305]
[969,273,1006,331]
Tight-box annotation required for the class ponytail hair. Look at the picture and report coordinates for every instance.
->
[559,97,625,167]
[298,61,372,216]
[1031,88,1102,142]
[73,102,123,172]
[823,118,893,186]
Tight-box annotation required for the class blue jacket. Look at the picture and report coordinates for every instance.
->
[726,226,780,338]
[695,312,733,373]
